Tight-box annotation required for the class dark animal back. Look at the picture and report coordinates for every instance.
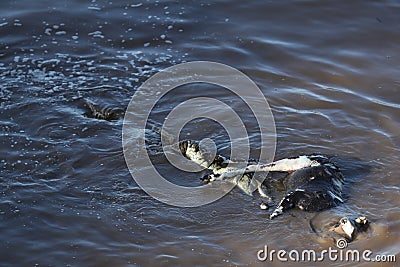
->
[83,99,124,121]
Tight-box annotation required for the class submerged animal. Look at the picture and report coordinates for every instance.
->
[269,156,344,219]
[329,216,370,242]
[179,140,344,219]
[309,215,370,244]
[82,99,124,121]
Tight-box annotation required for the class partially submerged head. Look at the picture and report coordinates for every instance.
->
[330,216,369,241]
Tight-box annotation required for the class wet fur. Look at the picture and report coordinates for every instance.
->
[179,140,344,219]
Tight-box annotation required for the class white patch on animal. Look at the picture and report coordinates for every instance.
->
[324,163,338,170]
[340,217,355,239]
[203,156,322,181]
[332,178,343,189]
[184,143,209,168]
[327,190,343,203]
[179,140,345,219]
[355,216,367,224]
[323,216,370,243]
[258,186,269,198]
[270,206,283,219]
[246,156,321,173]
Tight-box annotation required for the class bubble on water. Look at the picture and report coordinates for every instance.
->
[88,31,104,38]
[37,58,60,68]
[55,53,69,58]
[13,19,22,27]
[130,3,143,8]
[44,28,52,35]
[88,6,101,10]
[143,42,150,47]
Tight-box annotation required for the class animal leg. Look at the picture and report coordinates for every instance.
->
[269,190,305,219]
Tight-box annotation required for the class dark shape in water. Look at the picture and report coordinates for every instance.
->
[270,159,344,219]
[311,215,370,243]
[179,140,345,219]
[83,99,124,121]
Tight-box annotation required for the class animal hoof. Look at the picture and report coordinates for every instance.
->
[355,216,368,225]
[260,202,269,210]
[269,213,277,220]
[269,207,283,219]
[354,216,369,231]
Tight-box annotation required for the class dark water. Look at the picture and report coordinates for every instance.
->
[1,0,399,266]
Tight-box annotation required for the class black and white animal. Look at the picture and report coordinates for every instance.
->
[328,216,370,242]
[179,140,344,219]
